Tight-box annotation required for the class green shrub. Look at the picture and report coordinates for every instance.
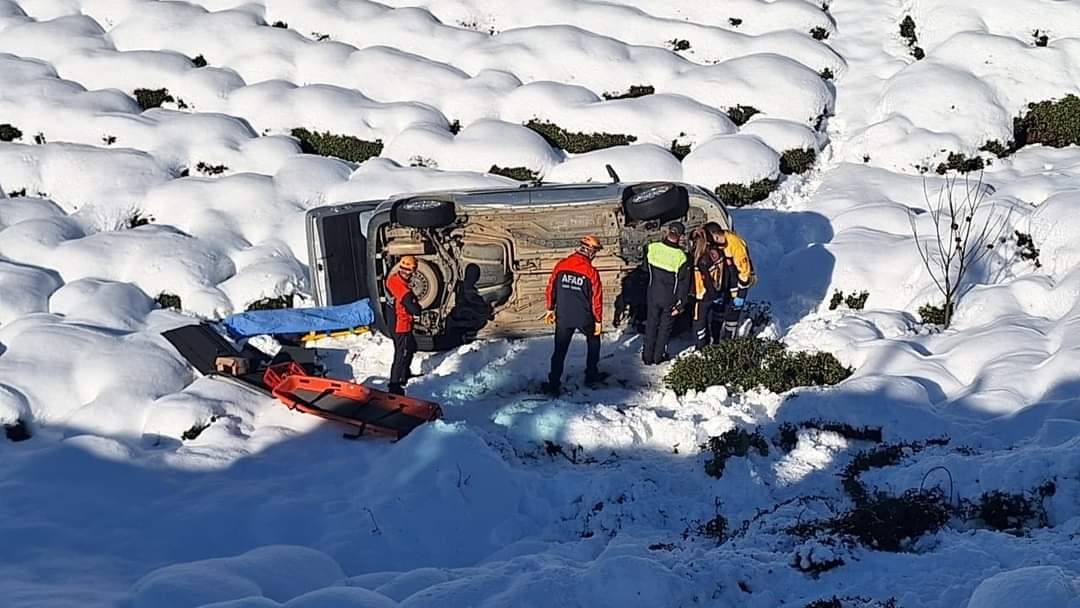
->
[1015,231,1041,267]
[899,16,917,43]
[4,419,31,442]
[728,18,743,27]
[780,148,817,174]
[935,152,984,174]
[980,140,1010,158]
[791,489,951,552]
[156,293,182,310]
[725,105,759,126]
[311,32,330,42]
[127,211,153,228]
[669,39,691,51]
[195,161,228,176]
[134,88,174,111]
[1013,94,1080,149]
[489,164,538,182]
[899,16,925,60]
[664,337,852,395]
[271,20,288,28]
[246,295,293,311]
[1033,30,1049,47]
[524,119,637,153]
[829,289,869,310]
[602,85,655,100]
[702,428,769,478]
[713,179,778,207]
[33,132,45,145]
[448,119,462,135]
[182,416,217,441]
[669,139,691,160]
[806,597,901,608]
[0,123,22,142]
[291,127,383,163]
[963,482,1054,533]
[102,135,117,145]
[192,54,207,68]
[699,514,728,542]
[7,188,26,198]
[918,303,950,325]
[819,67,834,80]
[810,26,830,40]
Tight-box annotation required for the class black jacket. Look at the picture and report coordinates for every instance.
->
[645,240,690,311]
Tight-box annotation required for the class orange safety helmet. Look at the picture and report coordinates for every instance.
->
[579,234,603,251]
[399,255,418,271]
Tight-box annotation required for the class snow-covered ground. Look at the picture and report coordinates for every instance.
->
[2,1,1080,606]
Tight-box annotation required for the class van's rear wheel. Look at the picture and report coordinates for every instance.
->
[392,198,456,229]
[623,183,688,222]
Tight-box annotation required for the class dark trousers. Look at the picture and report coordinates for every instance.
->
[389,331,416,389]
[549,325,600,386]
[720,288,749,340]
[693,299,717,348]
[642,302,675,364]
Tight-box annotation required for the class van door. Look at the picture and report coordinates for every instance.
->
[305,201,380,306]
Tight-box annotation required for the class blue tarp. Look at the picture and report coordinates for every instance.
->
[223,299,375,338]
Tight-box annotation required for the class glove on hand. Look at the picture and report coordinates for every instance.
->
[732,297,745,308]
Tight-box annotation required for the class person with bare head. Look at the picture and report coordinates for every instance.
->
[707,223,756,340]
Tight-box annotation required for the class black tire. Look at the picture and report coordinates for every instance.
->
[392,198,456,229]
[623,183,688,222]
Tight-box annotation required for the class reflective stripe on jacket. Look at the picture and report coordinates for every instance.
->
[646,241,690,310]
[722,231,754,288]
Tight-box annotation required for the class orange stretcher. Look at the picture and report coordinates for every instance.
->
[262,362,442,439]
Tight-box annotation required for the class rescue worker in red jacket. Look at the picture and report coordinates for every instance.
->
[386,255,422,395]
[542,235,607,396]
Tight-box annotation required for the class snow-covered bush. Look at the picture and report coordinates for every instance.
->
[828,290,869,311]
[664,337,852,396]
[790,488,951,552]
[780,148,817,175]
[134,88,175,111]
[713,178,778,207]
[601,85,654,100]
[524,119,637,153]
[725,105,759,126]
[701,428,769,478]
[1013,94,1080,149]
[246,295,294,311]
[156,293,182,310]
[0,123,22,142]
[488,165,538,182]
[290,128,384,163]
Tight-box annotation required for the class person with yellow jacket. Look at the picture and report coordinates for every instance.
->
[716,225,755,340]
[693,223,755,341]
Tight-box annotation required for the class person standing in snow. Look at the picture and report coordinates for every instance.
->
[642,221,690,365]
[542,235,607,397]
[712,225,756,340]
[690,228,725,348]
[386,255,422,395]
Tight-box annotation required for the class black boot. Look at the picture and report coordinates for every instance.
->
[540,381,561,397]
[388,383,405,396]
[585,371,610,387]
